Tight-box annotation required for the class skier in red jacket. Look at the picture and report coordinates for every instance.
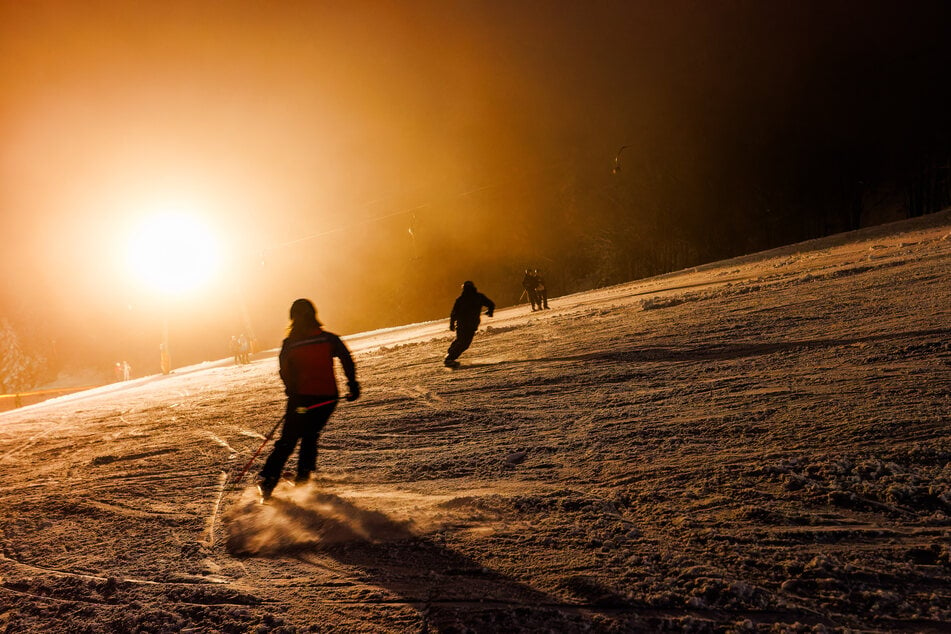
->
[258,298,359,500]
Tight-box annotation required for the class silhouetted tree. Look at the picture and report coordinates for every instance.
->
[0,318,47,393]
[906,151,951,218]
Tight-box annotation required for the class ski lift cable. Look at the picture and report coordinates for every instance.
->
[267,203,432,252]
[261,157,575,255]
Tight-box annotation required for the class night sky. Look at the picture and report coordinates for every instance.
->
[2,1,949,378]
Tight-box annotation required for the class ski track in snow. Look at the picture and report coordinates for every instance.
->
[0,212,949,632]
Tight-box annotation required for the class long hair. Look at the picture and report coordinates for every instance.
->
[287,298,322,338]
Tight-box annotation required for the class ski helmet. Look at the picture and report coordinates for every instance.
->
[290,298,321,325]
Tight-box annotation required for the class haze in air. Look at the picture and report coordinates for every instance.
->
[1,2,950,385]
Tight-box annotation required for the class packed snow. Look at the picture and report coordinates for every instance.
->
[0,211,949,632]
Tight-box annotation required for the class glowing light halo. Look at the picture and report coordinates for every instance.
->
[125,211,220,295]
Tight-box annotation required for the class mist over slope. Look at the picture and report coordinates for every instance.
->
[0,211,948,632]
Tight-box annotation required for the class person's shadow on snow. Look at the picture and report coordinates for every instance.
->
[225,491,632,631]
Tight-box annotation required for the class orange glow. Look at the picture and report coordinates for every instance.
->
[1,2,948,376]
[124,210,220,296]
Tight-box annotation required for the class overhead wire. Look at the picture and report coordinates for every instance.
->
[258,156,579,258]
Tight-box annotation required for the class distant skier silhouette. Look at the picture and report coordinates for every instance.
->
[445,281,495,368]
[533,269,550,309]
[522,269,541,311]
[229,335,240,364]
[257,298,360,501]
[237,333,250,364]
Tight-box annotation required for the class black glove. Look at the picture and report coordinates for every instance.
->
[346,381,361,401]
[449,323,456,332]
[486,310,494,318]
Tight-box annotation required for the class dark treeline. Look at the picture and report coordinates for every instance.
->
[309,139,951,343]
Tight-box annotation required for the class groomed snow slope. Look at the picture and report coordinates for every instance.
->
[1,211,949,632]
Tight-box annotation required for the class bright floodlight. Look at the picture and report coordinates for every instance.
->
[126,212,220,294]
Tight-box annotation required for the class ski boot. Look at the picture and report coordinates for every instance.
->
[256,478,277,504]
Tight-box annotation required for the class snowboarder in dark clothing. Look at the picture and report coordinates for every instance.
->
[445,281,495,367]
[257,298,360,501]
[522,269,540,310]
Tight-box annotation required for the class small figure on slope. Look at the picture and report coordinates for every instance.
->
[237,333,250,364]
[522,269,541,311]
[229,336,240,364]
[444,281,495,368]
[533,269,550,309]
[257,298,360,501]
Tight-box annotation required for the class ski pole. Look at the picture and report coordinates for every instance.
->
[231,415,285,486]
[229,397,341,487]
[292,397,340,415]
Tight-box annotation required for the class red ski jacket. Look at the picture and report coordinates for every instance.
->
[279,327,356,397]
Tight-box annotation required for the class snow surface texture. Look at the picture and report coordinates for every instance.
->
[0,211,949,632]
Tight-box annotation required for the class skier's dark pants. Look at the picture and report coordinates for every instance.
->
[446,326,477,362]
[525,289,539,310]
[259,396,336,486]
